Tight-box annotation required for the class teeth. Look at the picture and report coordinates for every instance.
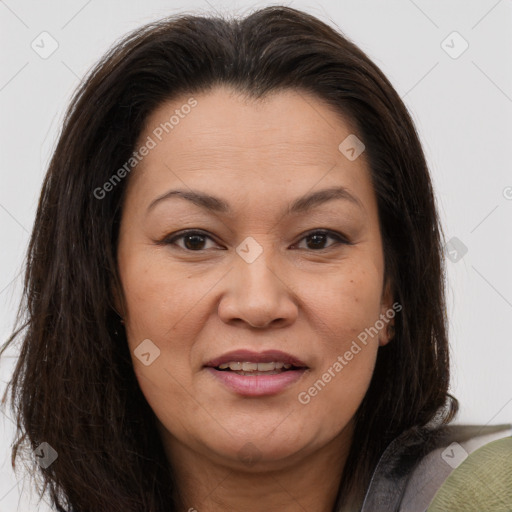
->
[217,361,297,371]
[256,362,276,371]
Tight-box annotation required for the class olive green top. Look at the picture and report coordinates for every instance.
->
[427,437,512,511]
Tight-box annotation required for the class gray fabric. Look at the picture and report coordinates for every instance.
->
[359,423,512,512]
[400,428,512,511]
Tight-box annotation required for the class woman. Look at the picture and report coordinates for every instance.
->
[1,6,510,512]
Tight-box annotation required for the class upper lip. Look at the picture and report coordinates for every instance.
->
[204,349,308,368]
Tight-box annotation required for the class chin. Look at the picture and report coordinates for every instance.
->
[205,428,312,467]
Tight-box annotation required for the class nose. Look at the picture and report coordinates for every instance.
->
[217,250,299,329]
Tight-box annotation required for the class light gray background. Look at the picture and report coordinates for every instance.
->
[1,0,511,510]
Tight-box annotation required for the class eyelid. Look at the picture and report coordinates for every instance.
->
[160,228,352,251]
[160,229,221,249]
[293,229,352,249]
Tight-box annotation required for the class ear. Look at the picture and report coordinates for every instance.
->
[378,275,395,347]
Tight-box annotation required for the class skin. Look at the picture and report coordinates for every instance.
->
[116,86,394,512]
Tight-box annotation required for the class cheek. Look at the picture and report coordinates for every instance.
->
[293,263,382,429]
[121,260,177,324]
[300,348,377,442]
[118,253,200,398]
[119,250,209,341]
[296,319,379,441]
[132,361,197,440]
[301,260,384,337]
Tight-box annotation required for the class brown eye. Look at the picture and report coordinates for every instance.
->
[164,230,219,251]
[295,230,350,250]
[162,229,350,252]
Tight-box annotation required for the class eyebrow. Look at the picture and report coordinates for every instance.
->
[146,185,363,216]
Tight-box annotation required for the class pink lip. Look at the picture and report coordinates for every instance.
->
[204,349,308,368]
[205,366,308,397]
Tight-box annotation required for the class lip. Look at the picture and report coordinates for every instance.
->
[204,349,308,368]
[205,366,308,397]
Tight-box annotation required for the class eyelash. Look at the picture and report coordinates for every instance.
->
[160,229,352,252]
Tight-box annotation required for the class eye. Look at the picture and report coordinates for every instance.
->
[161,229,350,252]
[163,230,219,251]
[293,229,351,250]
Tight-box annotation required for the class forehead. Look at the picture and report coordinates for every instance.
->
[147,87,353,151]
[126,86,373,210]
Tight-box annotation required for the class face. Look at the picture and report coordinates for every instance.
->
[116,86,394,472]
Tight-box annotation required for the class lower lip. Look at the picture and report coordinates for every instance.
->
[205,367,307,396]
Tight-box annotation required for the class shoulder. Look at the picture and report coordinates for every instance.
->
[359,422,512,512]
[427,436,512,511]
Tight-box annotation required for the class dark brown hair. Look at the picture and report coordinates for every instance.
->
[1,6,457,511]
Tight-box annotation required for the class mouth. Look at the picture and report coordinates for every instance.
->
[204,349,308,373]
[213,361,306,376]
[204,349,309,396]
